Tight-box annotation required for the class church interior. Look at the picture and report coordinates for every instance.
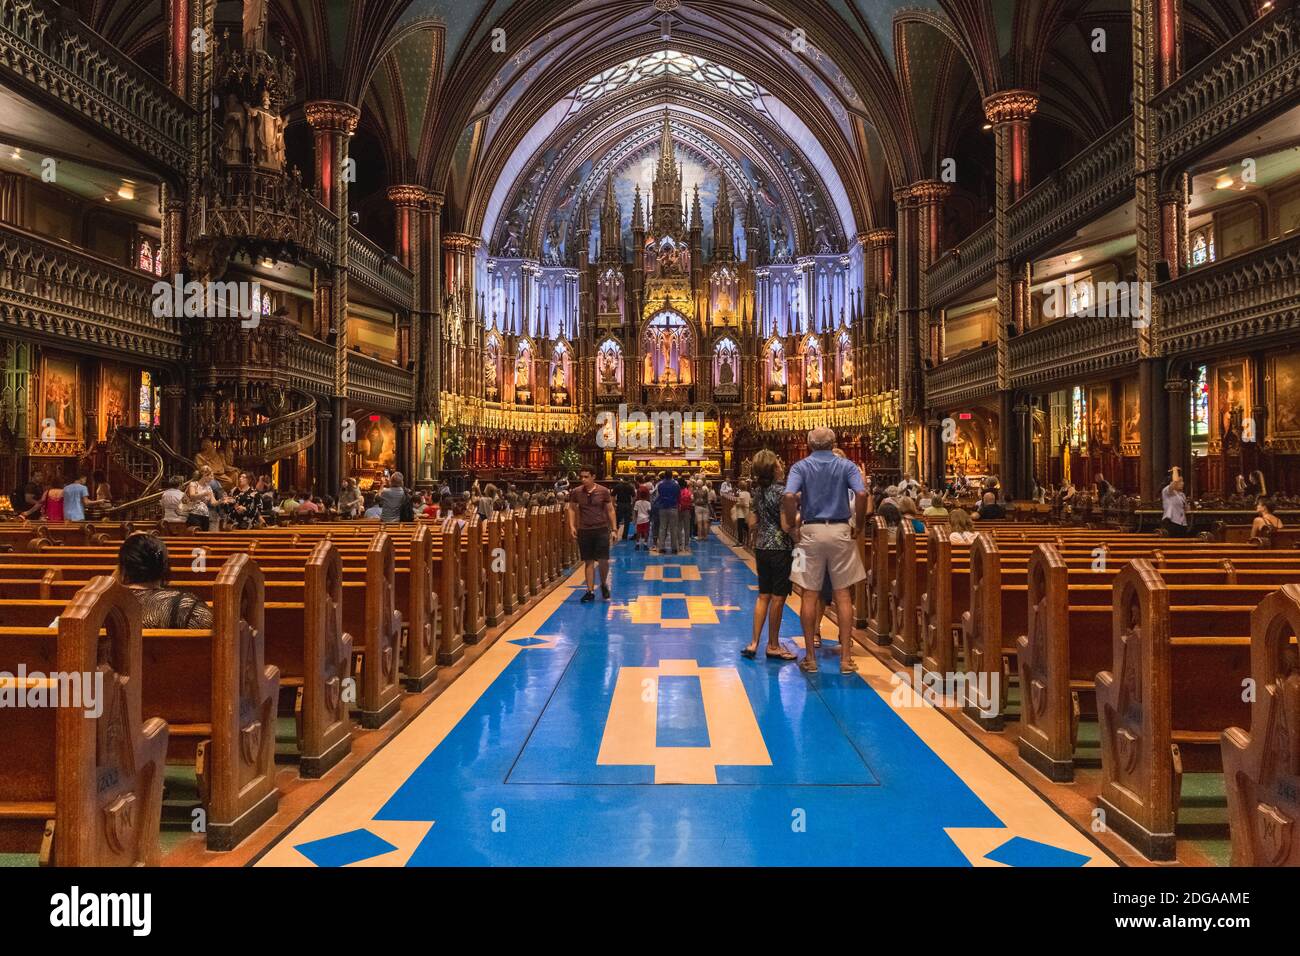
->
[1,0,1299,900]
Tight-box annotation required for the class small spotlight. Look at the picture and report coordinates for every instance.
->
[117,181,135,201]
[1215,175,1234,190]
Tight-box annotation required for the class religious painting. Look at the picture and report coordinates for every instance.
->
[99,362,135,438]
[1121,379,1141,445]
[1214,360,1249,438]
[1088,385,1111,447]
[38,352,81,442]
[1268,351,1300,437]
[357,415,396,471]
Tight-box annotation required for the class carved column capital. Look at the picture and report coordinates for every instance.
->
[387,184,427,208]
[909,180,953,205]
[982,89,1040,125]
[1164,377,1190,394]
[424,190,446,211]
[865,228,896,249]
[304,100,360,135]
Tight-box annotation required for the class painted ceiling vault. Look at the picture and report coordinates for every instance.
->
[70,0,1267,259]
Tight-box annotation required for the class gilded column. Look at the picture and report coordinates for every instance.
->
[305,99,359,490]
[1134,0,1183,500]
[984,89,1039,498]
[389,184,427,370]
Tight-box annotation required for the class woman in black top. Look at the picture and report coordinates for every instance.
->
[231,471,262,528]
[118,533,213,628]
[741,450,797,661]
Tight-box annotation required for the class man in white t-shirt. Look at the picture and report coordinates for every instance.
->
[160,476,185,523]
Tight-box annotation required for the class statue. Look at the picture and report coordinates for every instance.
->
[514,352,530,390]
[600,351,618,387]
[195,438,240,490]
[221,93,245,165]
[551,360,566,393]
[719,354,735,387]
[841,351,854,380]
[484,356,498,395]
[242,0,268,52]
[806,356,822,387]
[419,441,435,482]
[770,350,785,387]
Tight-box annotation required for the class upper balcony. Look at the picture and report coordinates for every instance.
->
[0,0,192,182]
[925,343,997,409]
[348,227,414,309]
[928,220,994,306]
[0,219,183,361]
[346,349,414,411]
[1155,5,1300,170]
[1009,310,1141,392]
[1157,231,1300,356]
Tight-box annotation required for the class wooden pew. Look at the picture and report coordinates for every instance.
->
[437,518,465,665]
[352,532,402,728]
[889,523,927,665]
[1018,545,1300,781]
[0,577,168,865]
[141,553,279,850]
[0,542,355,779]
[1095,561,1257,860]
[1220,584,1300,866]
[459,513,486,645]
[865,516,894,645]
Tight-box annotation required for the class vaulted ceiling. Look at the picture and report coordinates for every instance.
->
[66,0,1270,255]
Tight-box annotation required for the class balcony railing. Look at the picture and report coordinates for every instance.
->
[1009,119,1134,263]
[1155,5,1300,168]
[926,343,997,408]
[346,350,414,409]
[0,0,192,178]
[1157,232,1300,355]
[1009,310,1140,391]
[928,220,995,305]
[0,221,183,360]
[287,333,336,393]
[348,227,414,307]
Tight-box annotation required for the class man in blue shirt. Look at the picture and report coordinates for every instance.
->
[782,427,867,674]
[654,471,681,554]
[61,471,99,522]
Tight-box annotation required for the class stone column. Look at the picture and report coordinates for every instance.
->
[985,89,1039,499]
[389,184,426,369]
[1134,0,1183,501]
[305,100,359,494]
[1165,374,1190,490]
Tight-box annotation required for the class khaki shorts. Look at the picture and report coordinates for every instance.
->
[791,522,866,591]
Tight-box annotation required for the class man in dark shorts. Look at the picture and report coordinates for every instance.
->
[612,476,635,540]
[568,466,617,602]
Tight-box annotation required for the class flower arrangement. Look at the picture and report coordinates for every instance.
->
[441,428,466,461]
[557,445,582,473]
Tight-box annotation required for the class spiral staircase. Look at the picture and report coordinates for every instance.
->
[103,389,317,520]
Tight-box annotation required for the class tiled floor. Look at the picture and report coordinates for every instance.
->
[257,533,1112,867]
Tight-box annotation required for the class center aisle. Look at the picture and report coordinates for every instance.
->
[257,531,1113,867]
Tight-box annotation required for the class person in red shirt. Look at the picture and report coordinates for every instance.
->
[568,466,616,603]
[676,479,694,555]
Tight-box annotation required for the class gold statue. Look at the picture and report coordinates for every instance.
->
[195,437,240,490]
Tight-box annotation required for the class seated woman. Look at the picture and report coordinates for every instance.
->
[1252,498,1283,539]
[117,533,213,628]
[897,495,926,533]
[948,507,977,544]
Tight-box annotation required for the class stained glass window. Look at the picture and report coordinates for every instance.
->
[1191,364,1210,436]
[139,371,153,428]
[1071,386,1087,447]
[565,50,769,117]
[138,240,155,274]
[1190,227,1215,267]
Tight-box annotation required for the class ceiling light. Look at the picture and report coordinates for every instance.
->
[1215,175,1234,189]
[8,148,18,160]
[1069,254,1083,264]
[982,123,993,131]
[117,181,135,201]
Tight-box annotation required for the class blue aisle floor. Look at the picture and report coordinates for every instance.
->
[259,532,1111,867]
